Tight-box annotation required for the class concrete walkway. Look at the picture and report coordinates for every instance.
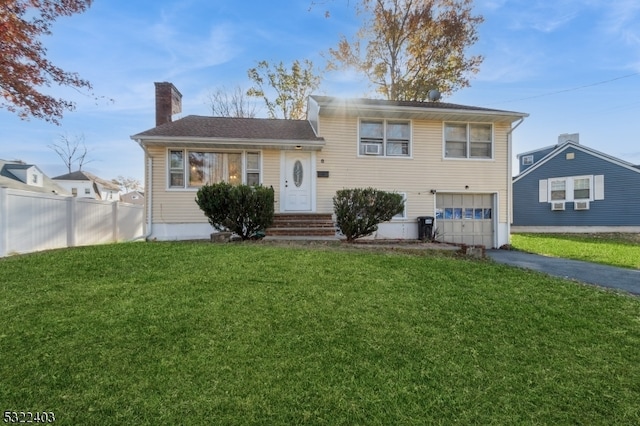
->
[487,249,640,296]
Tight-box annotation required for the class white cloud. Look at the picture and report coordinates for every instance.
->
[600,0,640,46]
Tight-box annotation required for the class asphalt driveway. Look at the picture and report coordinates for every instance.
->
[486,249,640,296]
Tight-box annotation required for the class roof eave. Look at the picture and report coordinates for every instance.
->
[316,103,528,123]
[131,135,326,151]
[514,142,640,182]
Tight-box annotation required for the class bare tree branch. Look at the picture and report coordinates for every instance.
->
[48,133,91,173]
[206,86,257,118]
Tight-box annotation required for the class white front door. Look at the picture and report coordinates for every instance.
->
[284,152,312,211]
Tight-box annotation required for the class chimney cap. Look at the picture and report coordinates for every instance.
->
[558,133,579,145]
[154,81,183,97]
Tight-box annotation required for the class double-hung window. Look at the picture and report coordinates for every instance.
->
[550,179,566,200]
[246,152,260,186]
[444,123,493,159]
[544,176,595,202]
[169,150,260,189]
[359,120,410,157]
[169,151,185,187]
[392,193,407,220]
[573,177,590,200]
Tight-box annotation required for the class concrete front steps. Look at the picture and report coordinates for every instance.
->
[266,213,336,237]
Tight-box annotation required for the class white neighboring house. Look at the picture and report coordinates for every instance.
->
[52,170,120,201]
[0,160,69,195]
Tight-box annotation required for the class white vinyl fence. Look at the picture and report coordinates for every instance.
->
[0,187,144,257]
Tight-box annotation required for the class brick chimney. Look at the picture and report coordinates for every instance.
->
[155,82,182,126]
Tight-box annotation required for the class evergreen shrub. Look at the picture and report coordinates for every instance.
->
[333,188,404,242]
[195,182,274,240]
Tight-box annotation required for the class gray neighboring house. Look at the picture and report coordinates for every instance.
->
[512,134,640,232]
[0,160,69,195]
[121,190,144,205]
[52,170,120,201]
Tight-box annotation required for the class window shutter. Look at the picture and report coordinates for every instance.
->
[538,180,548,202]
[594,175,605,200]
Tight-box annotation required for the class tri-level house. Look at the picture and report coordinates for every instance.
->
[513,134,640,232]
[131,82,528,248]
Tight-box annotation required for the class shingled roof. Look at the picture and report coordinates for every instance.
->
[52,170,120,191]
[132,115,323,141]
[309,95,528,123]
[0,160,68,195]
[310,95,524,114]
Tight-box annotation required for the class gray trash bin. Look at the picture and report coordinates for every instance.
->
[417,216,434,241]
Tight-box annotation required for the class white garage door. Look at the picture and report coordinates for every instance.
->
[435,193,495,248]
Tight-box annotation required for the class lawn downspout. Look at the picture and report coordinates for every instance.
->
[134,139,153,241]
[506,118,525,245]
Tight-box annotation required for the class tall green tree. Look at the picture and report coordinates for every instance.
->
[247,60,322,120]
[328,0,483,101]
[1,0,93,124]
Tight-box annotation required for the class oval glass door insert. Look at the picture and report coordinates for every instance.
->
[293,160,303,187]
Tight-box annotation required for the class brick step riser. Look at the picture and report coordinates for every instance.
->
[273,213,332,216]
[270,221,334,227]
[272,218,332,223]
[269,214,335,236]
[267,228,335,233]
[266,229,336,236]
[267,224,335,230]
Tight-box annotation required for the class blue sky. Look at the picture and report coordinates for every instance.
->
[2,0,640,184]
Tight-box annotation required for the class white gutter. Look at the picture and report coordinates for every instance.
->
[506,118,525,244]
[134,139,153,240]
[134,136,325,151]
[315,101,529,122]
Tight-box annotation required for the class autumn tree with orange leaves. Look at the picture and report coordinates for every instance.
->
[0,0,93,124]
[328,0,484,101]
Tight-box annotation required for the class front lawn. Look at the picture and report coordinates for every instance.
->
[511,233,640,269]
[1,242,639,425]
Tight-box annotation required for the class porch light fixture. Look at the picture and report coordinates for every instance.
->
[295,145,302,150]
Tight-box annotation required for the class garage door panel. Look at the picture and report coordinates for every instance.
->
[435,193,495,248]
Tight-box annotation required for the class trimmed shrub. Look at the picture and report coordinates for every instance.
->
[195,182,274,240]
[333,188,405,242]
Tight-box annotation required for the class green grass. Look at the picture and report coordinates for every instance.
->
[511,233,640,269]
[1,242,640,425]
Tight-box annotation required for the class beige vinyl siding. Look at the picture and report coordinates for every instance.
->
[148,147,282,224]
[148,146,203,223]
[262,149,280,199]
[146,117,512,225]
[316,116,511,223]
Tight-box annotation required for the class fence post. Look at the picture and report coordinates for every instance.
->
[67,196,77,247]
[0,188,7,257]
[112,201,119,242]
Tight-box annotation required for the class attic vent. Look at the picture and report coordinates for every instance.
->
[551,202,565,211]
[574,201,589,210]
[363,144,381,155]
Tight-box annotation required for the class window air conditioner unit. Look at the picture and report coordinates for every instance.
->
[574,201,590,210]
[551,202,565,211]
[363,144,381,155]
